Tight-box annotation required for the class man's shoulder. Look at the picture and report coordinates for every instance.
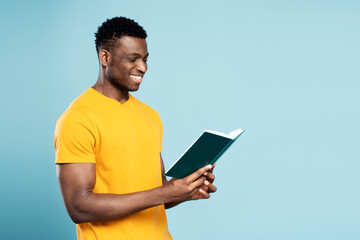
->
[57,88,98,125]
[67,88,96,111]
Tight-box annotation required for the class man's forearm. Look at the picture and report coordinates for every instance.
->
[67,186,169,223]
[59,163,214,223]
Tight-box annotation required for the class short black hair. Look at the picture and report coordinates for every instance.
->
[94,16,147,54]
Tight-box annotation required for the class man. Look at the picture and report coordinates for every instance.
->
[54,17,217,240]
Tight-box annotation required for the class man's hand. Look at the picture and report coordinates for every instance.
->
[162,164,217,203]
[191,163,217,200]
[160,154,218,208]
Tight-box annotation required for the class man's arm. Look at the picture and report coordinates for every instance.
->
[57,161,213,223]
[160,153,217,209]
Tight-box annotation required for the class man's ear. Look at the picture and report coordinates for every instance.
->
[99,49,111,67]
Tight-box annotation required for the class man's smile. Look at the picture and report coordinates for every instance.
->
[130,74,143,83]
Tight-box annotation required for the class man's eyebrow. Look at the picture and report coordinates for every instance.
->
[126,52,149,58]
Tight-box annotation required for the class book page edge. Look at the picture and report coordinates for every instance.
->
[165,131,206,175]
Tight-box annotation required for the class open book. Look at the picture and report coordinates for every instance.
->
[165,128,244,178]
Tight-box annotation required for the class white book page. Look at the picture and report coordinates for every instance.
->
[205,128,243,140]
[205,130,231,138]
[228,129,244,139]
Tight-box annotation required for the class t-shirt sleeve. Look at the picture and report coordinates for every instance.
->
[54,110,96,164]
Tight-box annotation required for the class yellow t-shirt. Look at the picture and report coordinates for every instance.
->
[54,87,172,240]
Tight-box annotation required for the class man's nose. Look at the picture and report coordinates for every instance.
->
[137,60,147,73]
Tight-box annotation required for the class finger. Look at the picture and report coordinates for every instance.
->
[204,180,217,193]
[204,172,215,183]
[191,186,205,200]
[210,162,216,173]
[186,164,213,182]
[190,176,206,189]
[199,188,210,199]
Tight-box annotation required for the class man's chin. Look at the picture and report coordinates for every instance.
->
[129,85,140,92]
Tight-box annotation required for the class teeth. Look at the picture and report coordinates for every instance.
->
[130,75,142,80]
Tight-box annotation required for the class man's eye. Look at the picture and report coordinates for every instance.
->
[128,58,136,62]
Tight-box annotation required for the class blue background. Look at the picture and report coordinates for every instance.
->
[1,0,359,239]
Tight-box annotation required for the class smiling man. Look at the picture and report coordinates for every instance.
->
[54,17,217,240]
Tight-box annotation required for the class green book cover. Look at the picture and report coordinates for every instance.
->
[165,129,244,179]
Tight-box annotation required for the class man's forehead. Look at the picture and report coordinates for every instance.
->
[115,36,148,53]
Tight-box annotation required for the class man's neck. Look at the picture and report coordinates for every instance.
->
[92,75,129,104]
